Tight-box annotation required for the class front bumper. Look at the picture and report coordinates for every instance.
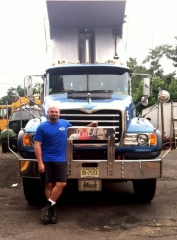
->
[18,149,170,180]
[16,127,170,180]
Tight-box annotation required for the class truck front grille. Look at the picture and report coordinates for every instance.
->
[60,109,122,143]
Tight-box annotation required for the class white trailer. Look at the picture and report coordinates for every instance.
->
[142,101,177,144]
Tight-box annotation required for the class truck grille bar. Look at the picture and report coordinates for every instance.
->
[60,109,122,143]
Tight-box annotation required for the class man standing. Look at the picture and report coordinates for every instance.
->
[34,105,97,224]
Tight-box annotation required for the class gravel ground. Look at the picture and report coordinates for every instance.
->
[1,147,177,240]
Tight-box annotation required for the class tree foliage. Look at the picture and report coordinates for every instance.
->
[127,37,177,115]
[0,84,41,105]
[165,36,177,67]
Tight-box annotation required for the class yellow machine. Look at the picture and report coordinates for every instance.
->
[0,105,14,131]
[0,96,40,132]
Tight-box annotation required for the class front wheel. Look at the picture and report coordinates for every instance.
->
[132,178,157,203]
[1,143,8,153]
[23,178,46,204]
[1,138,17,153]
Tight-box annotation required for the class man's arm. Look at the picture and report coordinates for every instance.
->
[87,121,98,127]
[34,141,45,173]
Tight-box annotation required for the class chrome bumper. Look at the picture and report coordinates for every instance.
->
[14,127,170,179]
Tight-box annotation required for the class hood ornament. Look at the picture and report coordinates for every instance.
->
[87,93,91,104]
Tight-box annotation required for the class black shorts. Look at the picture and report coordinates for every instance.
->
[40,162,67,185]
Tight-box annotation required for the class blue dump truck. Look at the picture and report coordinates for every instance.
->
[6,0,170,203]
[8,61,170,204]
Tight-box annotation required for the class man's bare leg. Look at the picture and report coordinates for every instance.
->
[45,183,55,199]
[49,182,66,202]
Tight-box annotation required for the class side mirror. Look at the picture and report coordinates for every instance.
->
[141,96,148,106]
[40,83,44,105]
[8,90,19,103]
[26,76,33,97]
[143,78,150,96]
[158,90,170,103]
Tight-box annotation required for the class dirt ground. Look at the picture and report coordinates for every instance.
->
[1,147,177,240]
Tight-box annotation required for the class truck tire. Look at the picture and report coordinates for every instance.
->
[23,178,45,204]
[1,143,8,153]
[132,178,156,203]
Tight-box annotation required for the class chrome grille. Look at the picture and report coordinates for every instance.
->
[60,109,122,143]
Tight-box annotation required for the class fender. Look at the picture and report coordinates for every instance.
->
[156,129,162,151]
[17,129,36,159]
[1,129,17,140]
[17,129,25,152]
[125,129,162,159]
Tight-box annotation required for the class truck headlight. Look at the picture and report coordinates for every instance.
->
[30,134,35,146]
[137,134,148,146]
[124,133,156,146]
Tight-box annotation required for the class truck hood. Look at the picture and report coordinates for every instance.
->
[42,93,134,114]
[26,94,135,133]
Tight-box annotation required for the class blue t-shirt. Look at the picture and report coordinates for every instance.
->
[34,119,72,162]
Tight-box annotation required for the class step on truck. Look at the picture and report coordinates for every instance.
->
[8,62,170,204]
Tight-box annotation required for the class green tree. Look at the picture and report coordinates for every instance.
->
[0,95,9,105]
[143,45,168,77]
[165,36,177,67]
[33,82,41,95]
[127,55,177,116]
[0,86,24,105]
[0,83,41,105]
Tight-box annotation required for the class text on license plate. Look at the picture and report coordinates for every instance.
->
[81,168,99,177]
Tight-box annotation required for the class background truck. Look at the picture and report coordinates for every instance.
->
[0,95,41,152]
[8,0,170,204]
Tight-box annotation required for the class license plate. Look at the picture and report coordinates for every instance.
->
[78,179,102,191]
[81,168,99,178]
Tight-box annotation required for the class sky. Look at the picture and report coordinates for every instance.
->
[0,0,177,98]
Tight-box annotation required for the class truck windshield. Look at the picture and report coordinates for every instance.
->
[48,72,129,95]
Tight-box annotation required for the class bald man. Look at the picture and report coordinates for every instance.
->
[34,105,97,224]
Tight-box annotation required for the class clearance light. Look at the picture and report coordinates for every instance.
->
[23,134,31,146]
[150,133,157,146]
